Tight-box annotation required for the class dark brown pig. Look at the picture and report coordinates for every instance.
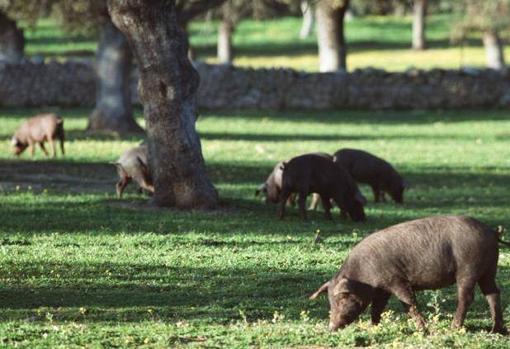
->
[113,144,154,198]
[11,113,65,157]
[333,148,406,203]
[310,215,508,334]
[278,154,366,221]
[256,152,332,207]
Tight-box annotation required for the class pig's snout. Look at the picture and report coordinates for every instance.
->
[328,321,346,331]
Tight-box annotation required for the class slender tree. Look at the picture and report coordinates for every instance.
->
[299,0,315,39]
[88,16,143,134]
[454,0,510,71]
[107,0,225,208]
[315,0,350,72]
[412,0,427,50]
[0,10,24,63]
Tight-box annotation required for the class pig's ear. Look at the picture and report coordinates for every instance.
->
[332,278,356,296]
[355,192,367,206]
[309,281,329,299]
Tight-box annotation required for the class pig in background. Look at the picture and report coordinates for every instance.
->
[334,148,406,204]
[278,154,366,222]
[11,113,65,158]
[113,144,154,198]
[310,215,508,334]
[255,152,332,209]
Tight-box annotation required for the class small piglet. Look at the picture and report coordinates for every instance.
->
[333,148,406,203]
[310,215,507,334]
[113,144,154,198]
[11,113,65,157]
[279,154,366,221]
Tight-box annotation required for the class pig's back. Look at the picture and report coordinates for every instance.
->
[117,145,149,172]
[345,216,498,290]
[335,149,389,182]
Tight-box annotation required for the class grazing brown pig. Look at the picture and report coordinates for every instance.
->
[256,152,332,208]
[279,154,366,221]
[11,113,65,157]
[310,216,508,334]
[113,144,154,198]
[333,148,406,203]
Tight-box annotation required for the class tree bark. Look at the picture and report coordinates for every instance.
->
[108,0,218,209]
[0,11,24,63]
[299,0,314,39]
[315,0,349,72]
[412,0,427,50]
[483,30,506,71]
[217,17,234,64]
[88,20,143,134]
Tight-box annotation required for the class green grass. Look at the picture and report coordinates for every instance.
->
[1,108,510,347]
[22,14,501,71]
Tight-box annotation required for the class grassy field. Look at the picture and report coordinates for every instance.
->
[23,14,505,71]
[1,108,510,347]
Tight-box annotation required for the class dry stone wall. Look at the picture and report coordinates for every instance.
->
[0,60,509,110]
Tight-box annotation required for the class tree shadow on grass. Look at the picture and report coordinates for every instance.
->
[1,261,509,331]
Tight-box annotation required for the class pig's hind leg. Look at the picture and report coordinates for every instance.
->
[478,271,507,334]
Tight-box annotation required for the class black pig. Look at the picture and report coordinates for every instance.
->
[278,154,366,221]
[256,152,332,207]
[333,148,406,203]
[310,215,508,334]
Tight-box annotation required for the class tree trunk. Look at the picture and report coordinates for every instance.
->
[88,20,143,134]
[315,0,349,72]
[299,0,314,39]
[412,0,427,50]
[217,18,234,64]
[483,30,506,71]
[108,0,218,209]
[0,11,24,63]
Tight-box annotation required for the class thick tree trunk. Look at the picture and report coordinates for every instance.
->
[217,18,234,64]
[108,0,218,209]
[299,0,314,39]
[483,30,506,71]
[0,11,24,63]
[88,20,143,134]
[412,0,427,50]
[316,0,349,72]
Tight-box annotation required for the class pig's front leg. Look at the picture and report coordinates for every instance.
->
[278,188,291,219]
[49,139,57,158]
[39,142,49,156]
[28,141,35,157]
[392,283,427,332]
[297,191,308,220]
[321,196,332,220]
[371,289,391,324]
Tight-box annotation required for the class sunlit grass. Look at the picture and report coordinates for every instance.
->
[1,108,510,346]
[21,14,496,71]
